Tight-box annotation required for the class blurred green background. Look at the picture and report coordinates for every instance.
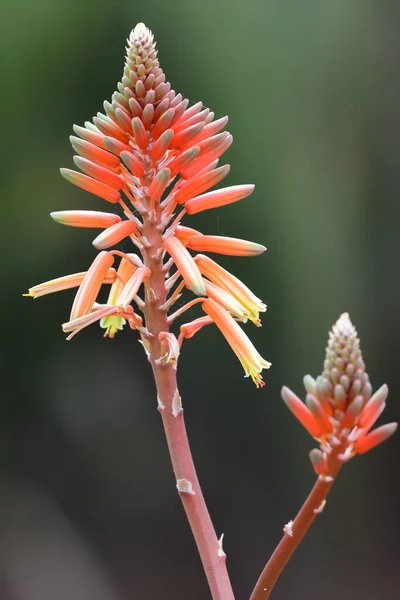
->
[0,0,399,598]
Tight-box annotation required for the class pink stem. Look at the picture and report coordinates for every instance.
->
[152,362,235,600]
[249,447,344,600]
[141,209,235,600]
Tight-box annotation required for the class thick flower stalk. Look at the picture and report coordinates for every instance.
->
[251,313,397,600]
[26,22,270,600]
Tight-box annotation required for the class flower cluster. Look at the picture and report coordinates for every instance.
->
[282,313,397,472]
[26,23,270,386]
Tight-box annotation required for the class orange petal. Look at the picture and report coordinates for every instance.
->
[309,449,328,476]
[132,116,148,149]
[163,236,206,296]
[60,169,120,203]
[306,394,333,434]
[72,126,108,151]
[50,210,121,229]
[103,136,131,156]
[73,156,124,190]
[203,298,270,387]
[117,267,152,307]
[180,316,213,339]
[63,305,134,340]
[120,151,145,177]
[152,108,175,139]
[129,96,143,117]
[70,135,120,168]
[93,115,129,144]
[194,254,266,323]
[354,422,397,454]
[169,98,190,124]
[106,257,136,305]
[175,165,230,204]
[171,123,205,150]
[187,235,266,257]
[168,146,200,177]
[174,225,203,245]
[150,130,174,161]
[174,108,210,134]
[26,268,116,298]
[181,133,232,179]
[174,101,203,127]
[185,184,254,214]
[281,386,321,438]
[189,116,229,145]
[70,251,115,320]
[204,279,249,321]
[342,395,364,429]
[359,384,388,430]
[92,219,138,250]
[115,107,134,133]
[148,168,172,203]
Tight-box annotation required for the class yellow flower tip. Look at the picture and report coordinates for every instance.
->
[100,315,126,338]
[252,372,266,388]
[202,298,270,387]
[23,292,34,298]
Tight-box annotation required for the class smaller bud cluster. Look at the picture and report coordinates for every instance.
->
[282,314,397,476]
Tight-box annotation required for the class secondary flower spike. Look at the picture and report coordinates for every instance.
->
[25,22,269,384]
[282,313,397,470]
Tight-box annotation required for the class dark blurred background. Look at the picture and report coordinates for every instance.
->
[0,0,399,598]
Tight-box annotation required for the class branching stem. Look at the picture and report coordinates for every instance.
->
[249,447,344,600]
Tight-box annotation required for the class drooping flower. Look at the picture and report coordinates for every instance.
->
[203,299,271,387]
[282,313,397,472]
[25,23,269,384]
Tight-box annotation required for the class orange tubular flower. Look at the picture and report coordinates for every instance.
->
[187,235,266,257]
[92,219,138,249]
[203,298,271,387]
[50,210,121,228]
[25,269,117,299]
[185,184,254,214]
[194,254,266,325]
[69,251,115,320]
[282,313,397,470]
[25,22,268,386]
[163,236,206,296]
